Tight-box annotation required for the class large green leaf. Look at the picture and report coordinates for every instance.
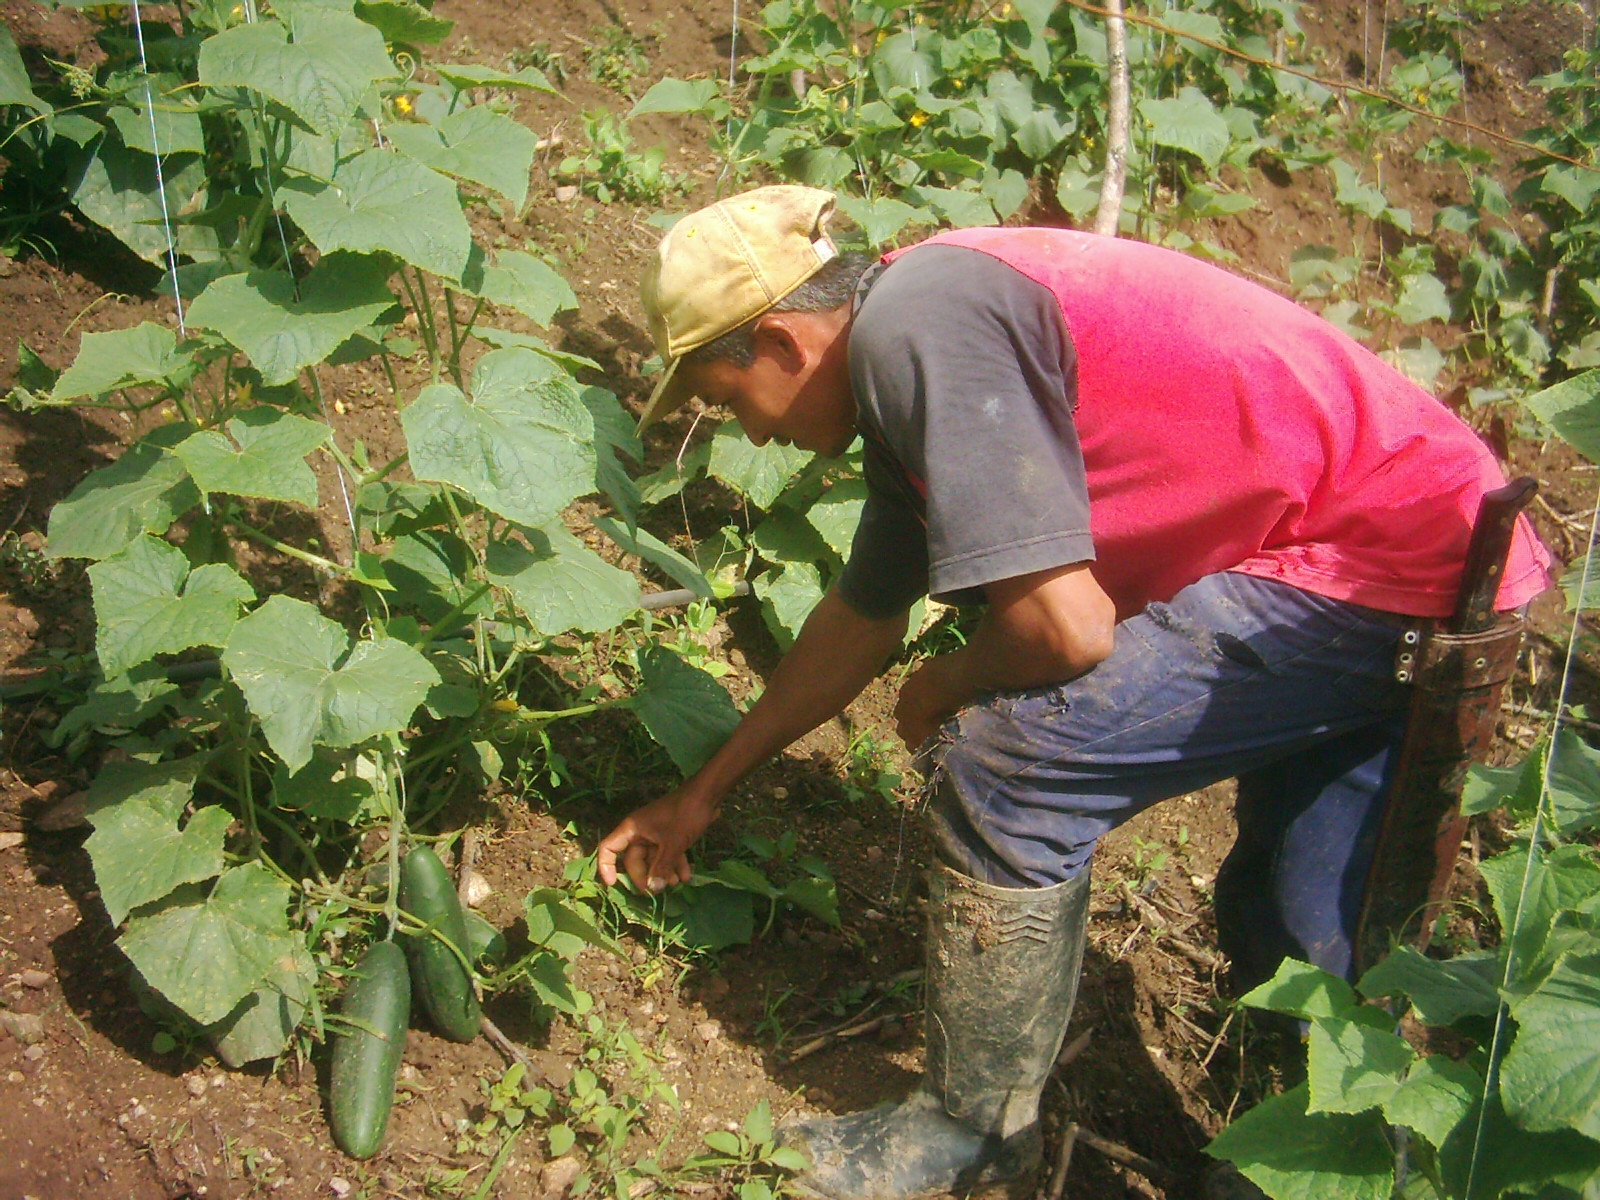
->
[432,62,557,94]
[282,149,472,282]
[1240,958,1361,1021]
[806,479,868,559]
[1382,1056,1480,1150]
[107,93,206,156]
[88,535,254,678]
[205,938,315,1067]
[1306,1011,1415,1115]
[173,407,329,506]
[385,106,536,205]
[119,862,300,1026]
[46,428,200,562]
[0,24,50,113]
[1544,727,1600,837]
[402,347,597,528]
[72,138,216,265]
[53,323,184,400]
[187,255,395,385]
[1501,954,1600,1138]
[629,77,722,117]
[755,560,824,650]
[353,0,453,45]
[1439,1090,1600,1197]
[485,524,640,635]
[198,8,398,138]
[82,758,229,927]
[833,195,924,246]
[1139,87,1231,169]
[223,595,440,772]
[708,422,809,509]
[631,645,741,775]
[1357,946,1500,1027]
[1206,1083,1394,1200]
[459,246,578,326]
[1480,844,1600,990]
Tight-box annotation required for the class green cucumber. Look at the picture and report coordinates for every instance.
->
[399,845,482,1042]
[328,939,410,1159]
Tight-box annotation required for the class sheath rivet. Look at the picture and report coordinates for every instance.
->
[1403,629,1420,645]
[1474,657,1487,669]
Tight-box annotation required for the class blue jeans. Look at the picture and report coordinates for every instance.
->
[921,571,1410,986]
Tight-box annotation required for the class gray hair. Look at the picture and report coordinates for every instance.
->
[685,251,873,368]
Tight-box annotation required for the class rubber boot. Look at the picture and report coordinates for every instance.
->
[779,863,1090,1200]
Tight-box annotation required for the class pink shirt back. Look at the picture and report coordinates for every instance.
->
[894,228,1549,620]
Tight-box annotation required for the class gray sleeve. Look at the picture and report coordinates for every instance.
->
[844,244,1093,605]
[836,436,931,619]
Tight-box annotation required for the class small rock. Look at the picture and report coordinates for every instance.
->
[693,1019,721,1045]
[553,185,579,202]
[6,1071,21,1083]
[208,1073,226,1090]
[328,1176,352,1198]
[18,970,48,989]
[460,869,493,908]
[771,786,789,801]
[0,832,22,852]
[537,1155,582,1199]
[34,792,90,832]
[22,1044,44,1061]
[185,1075,207,1097]
[0,1011,44,1045]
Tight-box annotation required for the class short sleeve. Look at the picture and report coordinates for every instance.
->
[845,244,1094,603]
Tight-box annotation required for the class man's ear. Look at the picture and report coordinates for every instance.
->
[749,312,811,373]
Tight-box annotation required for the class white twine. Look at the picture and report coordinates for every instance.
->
[128,0,186,335]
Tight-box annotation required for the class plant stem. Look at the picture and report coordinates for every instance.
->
[412,268,442,383]
[232,519,344,575]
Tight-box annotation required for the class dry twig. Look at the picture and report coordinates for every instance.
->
[1076,1128,1177,1189]
[1043,1122,1079,1200]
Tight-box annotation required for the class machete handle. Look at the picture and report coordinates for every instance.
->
[1451,476,1537,635]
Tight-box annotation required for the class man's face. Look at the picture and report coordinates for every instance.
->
[681,311,857,458]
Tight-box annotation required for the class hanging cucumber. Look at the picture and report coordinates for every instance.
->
[399,845,482,1042]
[327,939,410,1159]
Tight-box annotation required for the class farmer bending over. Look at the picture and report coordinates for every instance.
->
[596,185,1548,1200]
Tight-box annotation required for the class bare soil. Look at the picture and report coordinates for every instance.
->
[0,2,1588,1199]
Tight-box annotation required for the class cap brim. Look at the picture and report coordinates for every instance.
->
[635,356,698,432]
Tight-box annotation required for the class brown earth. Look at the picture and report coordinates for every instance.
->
[0,1,1589,1199]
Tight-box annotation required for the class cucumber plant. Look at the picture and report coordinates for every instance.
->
[1208,370,1600,1199]
[14,0,744,1078]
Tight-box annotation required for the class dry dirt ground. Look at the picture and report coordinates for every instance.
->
[0,1,1590,1198]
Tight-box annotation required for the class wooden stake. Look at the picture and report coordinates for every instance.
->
[1093,0,1130,237]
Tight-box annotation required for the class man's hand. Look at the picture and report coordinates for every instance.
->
[893,563,1115,750]
[597,789,720,892]
[895,653,962,749]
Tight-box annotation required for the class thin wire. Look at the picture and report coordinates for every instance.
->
[716,0,739,189]
[128,0,186,336]
[1462,478,1600,1200]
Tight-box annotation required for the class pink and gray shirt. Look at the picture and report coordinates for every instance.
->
[837,228,1549,622]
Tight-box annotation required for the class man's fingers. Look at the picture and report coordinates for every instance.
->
[595,822,634,885]
[623,842,652,892]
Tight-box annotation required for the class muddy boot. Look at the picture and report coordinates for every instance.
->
[779,863,1090,1200]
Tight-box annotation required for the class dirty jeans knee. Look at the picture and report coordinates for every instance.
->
[919,696,1100,890]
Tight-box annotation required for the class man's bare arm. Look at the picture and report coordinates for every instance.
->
[598,586,909,891]
[895,562,1114,747]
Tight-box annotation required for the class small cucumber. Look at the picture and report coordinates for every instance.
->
[399,845,482,1042]
[328,939,410,1159]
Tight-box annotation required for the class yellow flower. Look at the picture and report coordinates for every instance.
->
[394,94,414,115]
[909,110,929,127]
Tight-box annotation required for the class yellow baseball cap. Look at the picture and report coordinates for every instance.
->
[636,185,838,430]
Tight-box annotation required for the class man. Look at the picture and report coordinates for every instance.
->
[596,185,1548,1200]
